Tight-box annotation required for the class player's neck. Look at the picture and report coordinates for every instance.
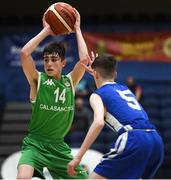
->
[97,78,114,88]
[54,74,61,80]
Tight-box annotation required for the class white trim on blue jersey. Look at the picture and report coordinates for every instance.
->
[105,112,123,132]
[101,81,116,87]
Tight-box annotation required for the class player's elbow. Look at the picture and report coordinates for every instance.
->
[20,48,29,60]
[94,119,104,129]
[99,123,104,130]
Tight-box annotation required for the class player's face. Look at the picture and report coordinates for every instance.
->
[43,52,66,78]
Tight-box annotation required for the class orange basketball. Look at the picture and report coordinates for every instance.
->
[45,2,76,35]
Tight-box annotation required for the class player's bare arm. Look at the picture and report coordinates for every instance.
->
[20,16,54,100]
[67,93,105,176]
[70,9,89,88]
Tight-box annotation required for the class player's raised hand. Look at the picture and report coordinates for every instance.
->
[73,8,81,32]
[81,51,98,75]
[92,51,98,60]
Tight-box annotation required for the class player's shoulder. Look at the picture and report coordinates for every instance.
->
[90,93,101,99]
[63,73,73,84]
[90,93,103,106]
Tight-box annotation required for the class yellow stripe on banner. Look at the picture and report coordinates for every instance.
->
[47,5,72,33]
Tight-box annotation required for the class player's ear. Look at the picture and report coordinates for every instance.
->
[94,70,99,79]
[62,59,67,67]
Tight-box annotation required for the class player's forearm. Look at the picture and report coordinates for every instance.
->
[75,28,88,60]
[75,121,104,159]
[21,27,50,57]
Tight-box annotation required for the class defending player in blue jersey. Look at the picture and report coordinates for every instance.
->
[67,54,164,179]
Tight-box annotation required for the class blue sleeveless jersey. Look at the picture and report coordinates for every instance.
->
[94,82,155,132]
[94,82,163,179]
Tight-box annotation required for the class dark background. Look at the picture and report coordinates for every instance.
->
[1,0,171,24]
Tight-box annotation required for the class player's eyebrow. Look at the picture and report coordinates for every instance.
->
[43,53,60,58]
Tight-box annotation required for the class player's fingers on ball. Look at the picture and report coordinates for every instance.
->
[73,8,79,15]
[73,8,78,17]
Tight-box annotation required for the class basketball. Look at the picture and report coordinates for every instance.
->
[45,2,76,35]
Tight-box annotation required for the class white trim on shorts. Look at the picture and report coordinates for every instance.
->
[101,132,128,161]
[43,167,53,179]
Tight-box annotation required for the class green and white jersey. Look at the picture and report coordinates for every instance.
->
[29,72,75,139]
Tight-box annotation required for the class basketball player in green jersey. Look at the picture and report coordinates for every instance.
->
[17,9,88,179]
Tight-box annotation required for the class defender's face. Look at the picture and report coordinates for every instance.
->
[43,53,66,78]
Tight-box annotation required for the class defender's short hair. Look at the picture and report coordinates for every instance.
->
[91,54,117,79]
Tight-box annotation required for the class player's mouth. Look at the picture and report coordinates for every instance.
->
[47,68,54,72]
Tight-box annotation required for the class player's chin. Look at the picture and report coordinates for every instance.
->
[45,70,55,76]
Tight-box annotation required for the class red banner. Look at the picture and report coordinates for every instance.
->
[83,31,171,63]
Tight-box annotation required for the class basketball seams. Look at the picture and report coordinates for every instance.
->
[57,4,76,25]
[47,11,68,34]
[48,5,72,33]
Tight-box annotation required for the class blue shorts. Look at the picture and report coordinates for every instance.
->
[94,130,164,179]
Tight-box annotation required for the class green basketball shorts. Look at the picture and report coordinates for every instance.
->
[18,134,88,179]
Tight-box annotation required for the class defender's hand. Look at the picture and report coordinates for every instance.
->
[67,157,81,176]
[81,51,98,75]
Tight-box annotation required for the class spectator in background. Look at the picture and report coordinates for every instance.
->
[65,96,92,147]
[70,97,91,133]
[75,79,89,99]
[75,78,96,107]
[126,76,142,102]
